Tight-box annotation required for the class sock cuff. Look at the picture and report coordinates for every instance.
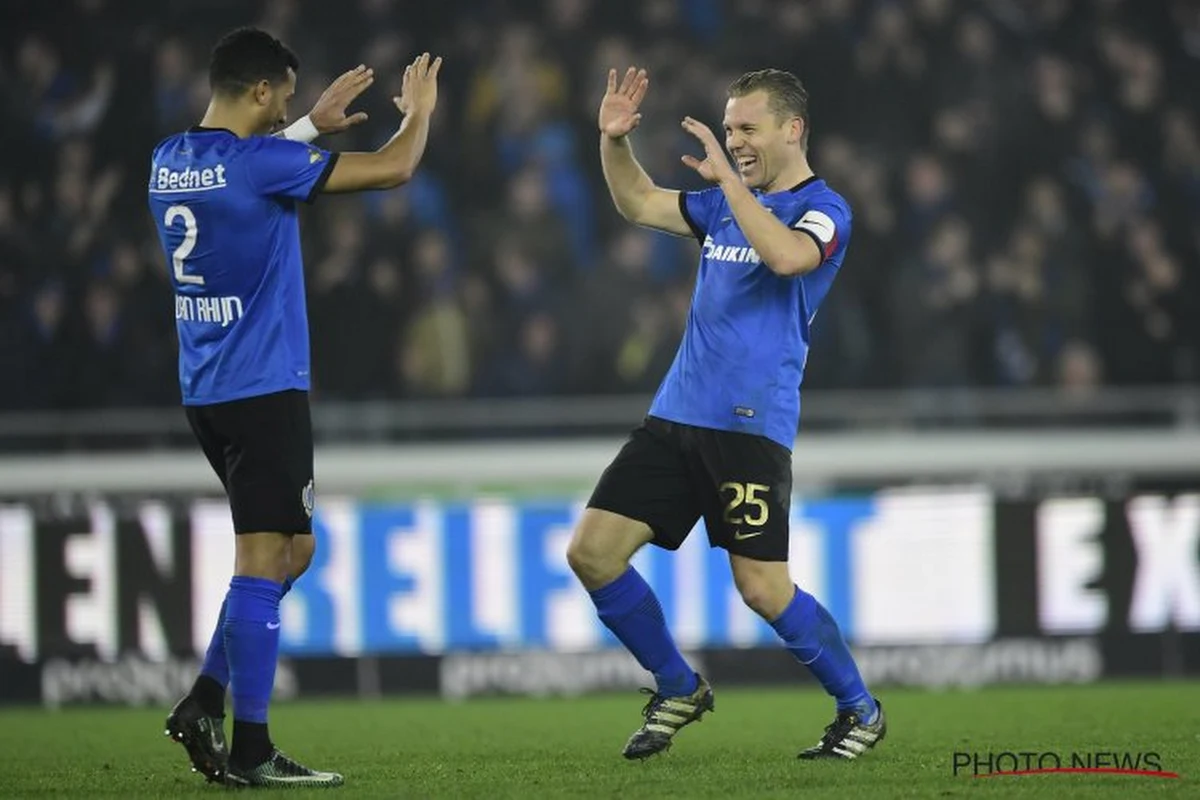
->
[230,575,284,596]
[770,585,818,640]
[588,567,651,615]
[226,576,283,622]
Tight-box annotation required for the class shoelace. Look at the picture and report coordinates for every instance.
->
[819,711,859,747]
[262,750,308,776]
[638,687,668,720]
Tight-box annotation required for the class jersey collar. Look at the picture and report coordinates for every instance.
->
[786,175,821,193]
[754,174,822,198]
[188,125,237,136]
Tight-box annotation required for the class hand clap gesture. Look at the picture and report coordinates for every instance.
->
[599,67,649,139]
[395,52,442,117]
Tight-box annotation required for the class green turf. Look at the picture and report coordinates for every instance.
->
[0,682,1196,798]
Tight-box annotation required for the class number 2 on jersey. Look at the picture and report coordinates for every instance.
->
[165,205,204,286]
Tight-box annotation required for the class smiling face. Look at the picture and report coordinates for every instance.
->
[723,89,804,192]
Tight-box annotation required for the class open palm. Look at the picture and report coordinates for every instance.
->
[599,67,649,138]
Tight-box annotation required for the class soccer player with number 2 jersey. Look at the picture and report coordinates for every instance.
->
[149,27,440,788]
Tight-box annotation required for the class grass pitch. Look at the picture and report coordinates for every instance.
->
[0,681,1196,798]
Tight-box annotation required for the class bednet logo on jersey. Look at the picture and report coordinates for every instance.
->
[702,235,761,265]
[152,164,228,192]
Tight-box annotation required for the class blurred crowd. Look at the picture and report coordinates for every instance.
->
[1,0,1198,411]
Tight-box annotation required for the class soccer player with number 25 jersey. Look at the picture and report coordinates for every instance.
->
[148,27,441,788]
[568,66,887,762]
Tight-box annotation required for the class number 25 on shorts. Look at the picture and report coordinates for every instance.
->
[720,482,770,526]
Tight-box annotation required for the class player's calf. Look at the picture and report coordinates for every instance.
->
[622,673,715,759]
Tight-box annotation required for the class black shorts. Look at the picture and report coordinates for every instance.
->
[185,389,315,535]
[587,416,793,561]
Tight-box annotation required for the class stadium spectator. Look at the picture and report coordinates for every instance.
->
[2,0,1197,411]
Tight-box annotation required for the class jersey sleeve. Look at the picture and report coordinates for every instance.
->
[242,136,339,203]
[677,187,725,242]
[791,200,850,263]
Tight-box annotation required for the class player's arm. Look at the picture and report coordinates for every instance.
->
[680,117,822,277]
[716,175,823,277]
[599,68,691,236]
[322,53,441,193]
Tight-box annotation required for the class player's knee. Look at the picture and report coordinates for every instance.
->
[734,585,792,623]
[234,532,293,582]
[566,510,647,589]
[566,532,608,584]
[289,534,316,579]
[731,557,794,620]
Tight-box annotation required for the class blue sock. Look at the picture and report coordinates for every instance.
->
[771,586,876,722]
[199,576,292,692]
[199,597,231,688]
[590,567,697,697]
[223,576,283,724]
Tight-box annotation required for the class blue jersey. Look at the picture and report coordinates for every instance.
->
[649,176,852,450]
[148,127,337,405]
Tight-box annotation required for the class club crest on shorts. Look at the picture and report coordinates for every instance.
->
[301,478,315,517]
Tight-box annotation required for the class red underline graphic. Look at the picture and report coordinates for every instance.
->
[975,768,1180,779]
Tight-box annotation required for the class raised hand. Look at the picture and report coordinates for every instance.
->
[308,65,374,135]
[680,116,738,185]
[599,67,649,139]
[395,52,442,117]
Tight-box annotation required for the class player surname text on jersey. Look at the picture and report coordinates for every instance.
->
[153,164,228,191]
[702,235,761,265]
[176,294,243,327]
